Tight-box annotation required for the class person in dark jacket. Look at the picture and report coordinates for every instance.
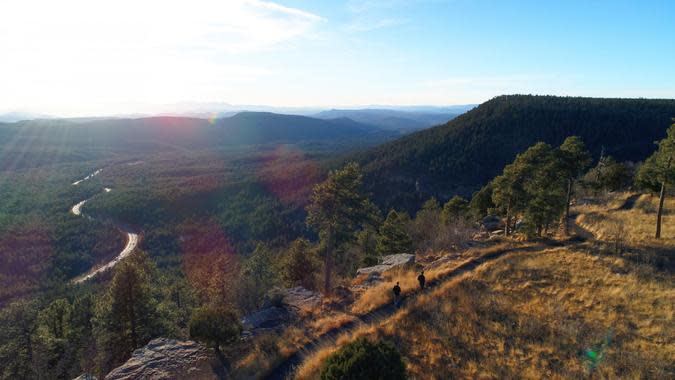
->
[392,282,401,307]
[418,270,426,290]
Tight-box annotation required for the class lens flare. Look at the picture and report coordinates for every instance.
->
[208,112,218,125]
[257,145,321,205]
[179,219,240,302]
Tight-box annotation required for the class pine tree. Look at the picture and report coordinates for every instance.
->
[636,123,675,238]
[189,306,241,356]
[557,136,592,235]
[376,210,413,255]
[281,238,319,290]
[493,142,568,236]
[94,251,160,374]
[306,163,378,294]
[470,183,495,219]
[441,195,469,224]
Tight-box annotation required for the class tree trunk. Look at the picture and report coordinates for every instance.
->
[564,178,573,236]
[504,202,511,236]
[324,230,333,295]
[656,182,666,239]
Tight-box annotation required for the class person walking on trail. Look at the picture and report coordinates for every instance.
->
[392,282,401,307]
[418,270,426,290]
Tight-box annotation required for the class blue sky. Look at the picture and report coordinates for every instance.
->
[1,0,673,116]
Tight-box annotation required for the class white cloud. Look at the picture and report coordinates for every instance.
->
[0,0,321,115]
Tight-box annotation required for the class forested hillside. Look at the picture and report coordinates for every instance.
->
[354,95,675,210]
[313,108,464,132]
[0,112,393,170]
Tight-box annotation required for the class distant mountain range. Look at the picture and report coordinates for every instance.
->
[312,107,474,132]
[353,95,675,211]
[0,112,401,169]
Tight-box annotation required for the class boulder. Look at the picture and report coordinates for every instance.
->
[356,254,415,276]
[481,215,502,231]
[241,306,291,330]
[104,338,219,380]
[282,286,322,310]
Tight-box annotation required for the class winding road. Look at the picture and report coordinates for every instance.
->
[70,169,139,284]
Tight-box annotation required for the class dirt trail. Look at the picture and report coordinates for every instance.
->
[616,193,641,211]
[264,240,582,380]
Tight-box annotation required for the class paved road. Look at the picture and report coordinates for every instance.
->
[69,169,139,284]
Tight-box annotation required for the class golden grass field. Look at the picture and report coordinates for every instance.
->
[575,192,675,246]
[296,246,674,379]
[350,242,518,315]
[231,193,675,379]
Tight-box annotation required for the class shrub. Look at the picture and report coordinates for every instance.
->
[188,306,241,354]
[320,337,406,380]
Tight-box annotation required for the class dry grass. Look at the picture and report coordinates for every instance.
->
[298,247,675,379]
[576,192,675,246]
[350,242,517,315]
[230,311,358,379]
[308,312,357,336]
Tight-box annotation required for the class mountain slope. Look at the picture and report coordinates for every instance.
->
[313,109,465,131]
[353,95,675,210]
[0,112,394,169]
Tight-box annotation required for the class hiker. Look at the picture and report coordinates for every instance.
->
[392,281,401,307]
[418,270,426,290]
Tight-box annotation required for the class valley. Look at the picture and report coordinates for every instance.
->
[0,97,673,380]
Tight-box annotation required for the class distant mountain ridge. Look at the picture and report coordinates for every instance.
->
[313,107,474,131]
[353,95,675,211]
[0,112,397,170]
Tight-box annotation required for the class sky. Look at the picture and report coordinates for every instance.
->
[0,0,674,116]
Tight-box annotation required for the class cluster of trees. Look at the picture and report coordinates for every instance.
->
[488,137,591,236]
[355,95,675,211]
[3,116,673,379]
[0,251,201,378]
[471,124,674,239]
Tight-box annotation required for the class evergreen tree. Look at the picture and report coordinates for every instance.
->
[585,156,631,192]
[377,210,413,255]
[189,306,241,356]
[281,238,319,290]
[320,338,406,380]
[419,197,440,214]
[636,123,675,238]
[356,226,379,266]
[244,242,278,286]
[493,142,567,236]
[93,251,160,374]
[470,182,495,219]
[441,195,469,224]
[0,300,38,379]
[33,298,76,378]
[306,162,378,294]
[557,136,592,235]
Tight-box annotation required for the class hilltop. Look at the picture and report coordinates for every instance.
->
[353,95,675,211]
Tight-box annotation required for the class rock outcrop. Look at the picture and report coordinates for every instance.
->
[241,286,322,332]
[282,286,322,310]
[356,254,415,276]
[241,306,291,330]
[104,338,220,380]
